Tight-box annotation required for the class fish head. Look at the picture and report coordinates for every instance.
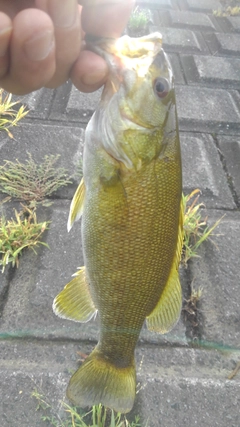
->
[89,33,177,169]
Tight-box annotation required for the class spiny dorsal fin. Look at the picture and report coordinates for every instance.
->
[52,267,97,323]
[67,178,85,232]
[146,199,184,333]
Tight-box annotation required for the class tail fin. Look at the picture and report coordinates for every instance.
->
[67,347,136,414]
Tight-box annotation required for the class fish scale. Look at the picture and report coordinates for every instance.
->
[53,33,183,413]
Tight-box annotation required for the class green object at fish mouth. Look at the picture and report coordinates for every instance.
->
[53,32,183,414]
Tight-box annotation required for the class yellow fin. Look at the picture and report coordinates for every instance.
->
[146,200,184,333]
[52,267,97,323]
[67,347,136,414]
[146,269,182,333]
[67,178,85,232]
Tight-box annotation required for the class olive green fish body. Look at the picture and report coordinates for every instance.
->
[53,33,183,413]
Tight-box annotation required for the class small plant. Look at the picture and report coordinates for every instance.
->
[182,189,223,266]
[0,153,72,207]
[128,6,150,32]
[0,207,49,272]
[32,387,142,427]
[183,285,203,324]
[0,89,28,138]
[213,6,240,16]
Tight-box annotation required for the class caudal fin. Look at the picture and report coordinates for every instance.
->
[67,347,136,414]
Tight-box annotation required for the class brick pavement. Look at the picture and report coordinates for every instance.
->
[0,1,240,426]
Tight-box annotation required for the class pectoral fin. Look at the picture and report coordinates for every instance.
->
[146,200,184,333]
[53,267,97,323]
[67,178,85,232]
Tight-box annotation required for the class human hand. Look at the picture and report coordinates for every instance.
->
[0,0,134,95]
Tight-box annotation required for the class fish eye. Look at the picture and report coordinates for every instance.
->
[153,77,170,99]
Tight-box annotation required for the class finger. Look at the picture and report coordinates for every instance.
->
[37,0,82,88]
[0,12,12,79]
[1,9,55,95]
[71,49,108,93]
[80,0,135,37]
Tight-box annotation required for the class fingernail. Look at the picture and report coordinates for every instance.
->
[82,70,107,86]
[49,0,77,28]
[24,30,54,61]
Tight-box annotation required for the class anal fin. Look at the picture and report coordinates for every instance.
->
[53,267,97,323]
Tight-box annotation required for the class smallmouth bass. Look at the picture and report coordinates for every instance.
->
[53,33,183,414]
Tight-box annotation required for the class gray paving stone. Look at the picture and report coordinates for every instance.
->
[159,27,208,54]
[1,341,239,427]
[181,55,240,89]
[225,16,240,33]
[65,85,102,122]
[167,10,218,31]
[217,135,240,203]
[167,53,186,85]
[185,0,222,13]
[204,32,240,56]
[137,0,177,9]
[180,132,235,209]
[176,85,240,134]
[190,211,240,349]
[8,88,54,120]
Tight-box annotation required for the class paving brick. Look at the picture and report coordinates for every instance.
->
[180,132,235,209]
[137,0,178,9]
[167,53,186,85]
[48,81,100,124]
[217,135,240,204]
[65,85,102,122]
[176,85,240,134]
[185,0,222,13]
[190,211,240,349]
[10,88,54,120]
[204,32,240,56]
[216,16,240,34]
[1,341,239,427]
[167,10,218,31]
[181,55,240,89]
[224,16,240,33]
[156,27,208,54]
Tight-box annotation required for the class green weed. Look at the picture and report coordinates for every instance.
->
[32,388,142,427]
[213,6,240,16]
[127,7,150,32]
[0,153,72,208]
[0,207,49,272]
[182,189,223,266]
[0,89,28,138]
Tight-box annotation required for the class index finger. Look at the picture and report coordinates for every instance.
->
[79,0,135,38]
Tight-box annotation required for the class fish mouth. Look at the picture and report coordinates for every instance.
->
[86,33,163,76]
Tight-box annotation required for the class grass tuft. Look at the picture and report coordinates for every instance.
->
[127,6,150,32]
[0,89,28,138]
[32,388,142,427]
[182,189,223,266]
[0,206,49,272]
[0,153,72,208]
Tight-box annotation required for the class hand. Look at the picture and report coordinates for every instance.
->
[0,0,134,95]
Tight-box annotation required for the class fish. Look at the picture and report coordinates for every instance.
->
[53,32,183,414]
